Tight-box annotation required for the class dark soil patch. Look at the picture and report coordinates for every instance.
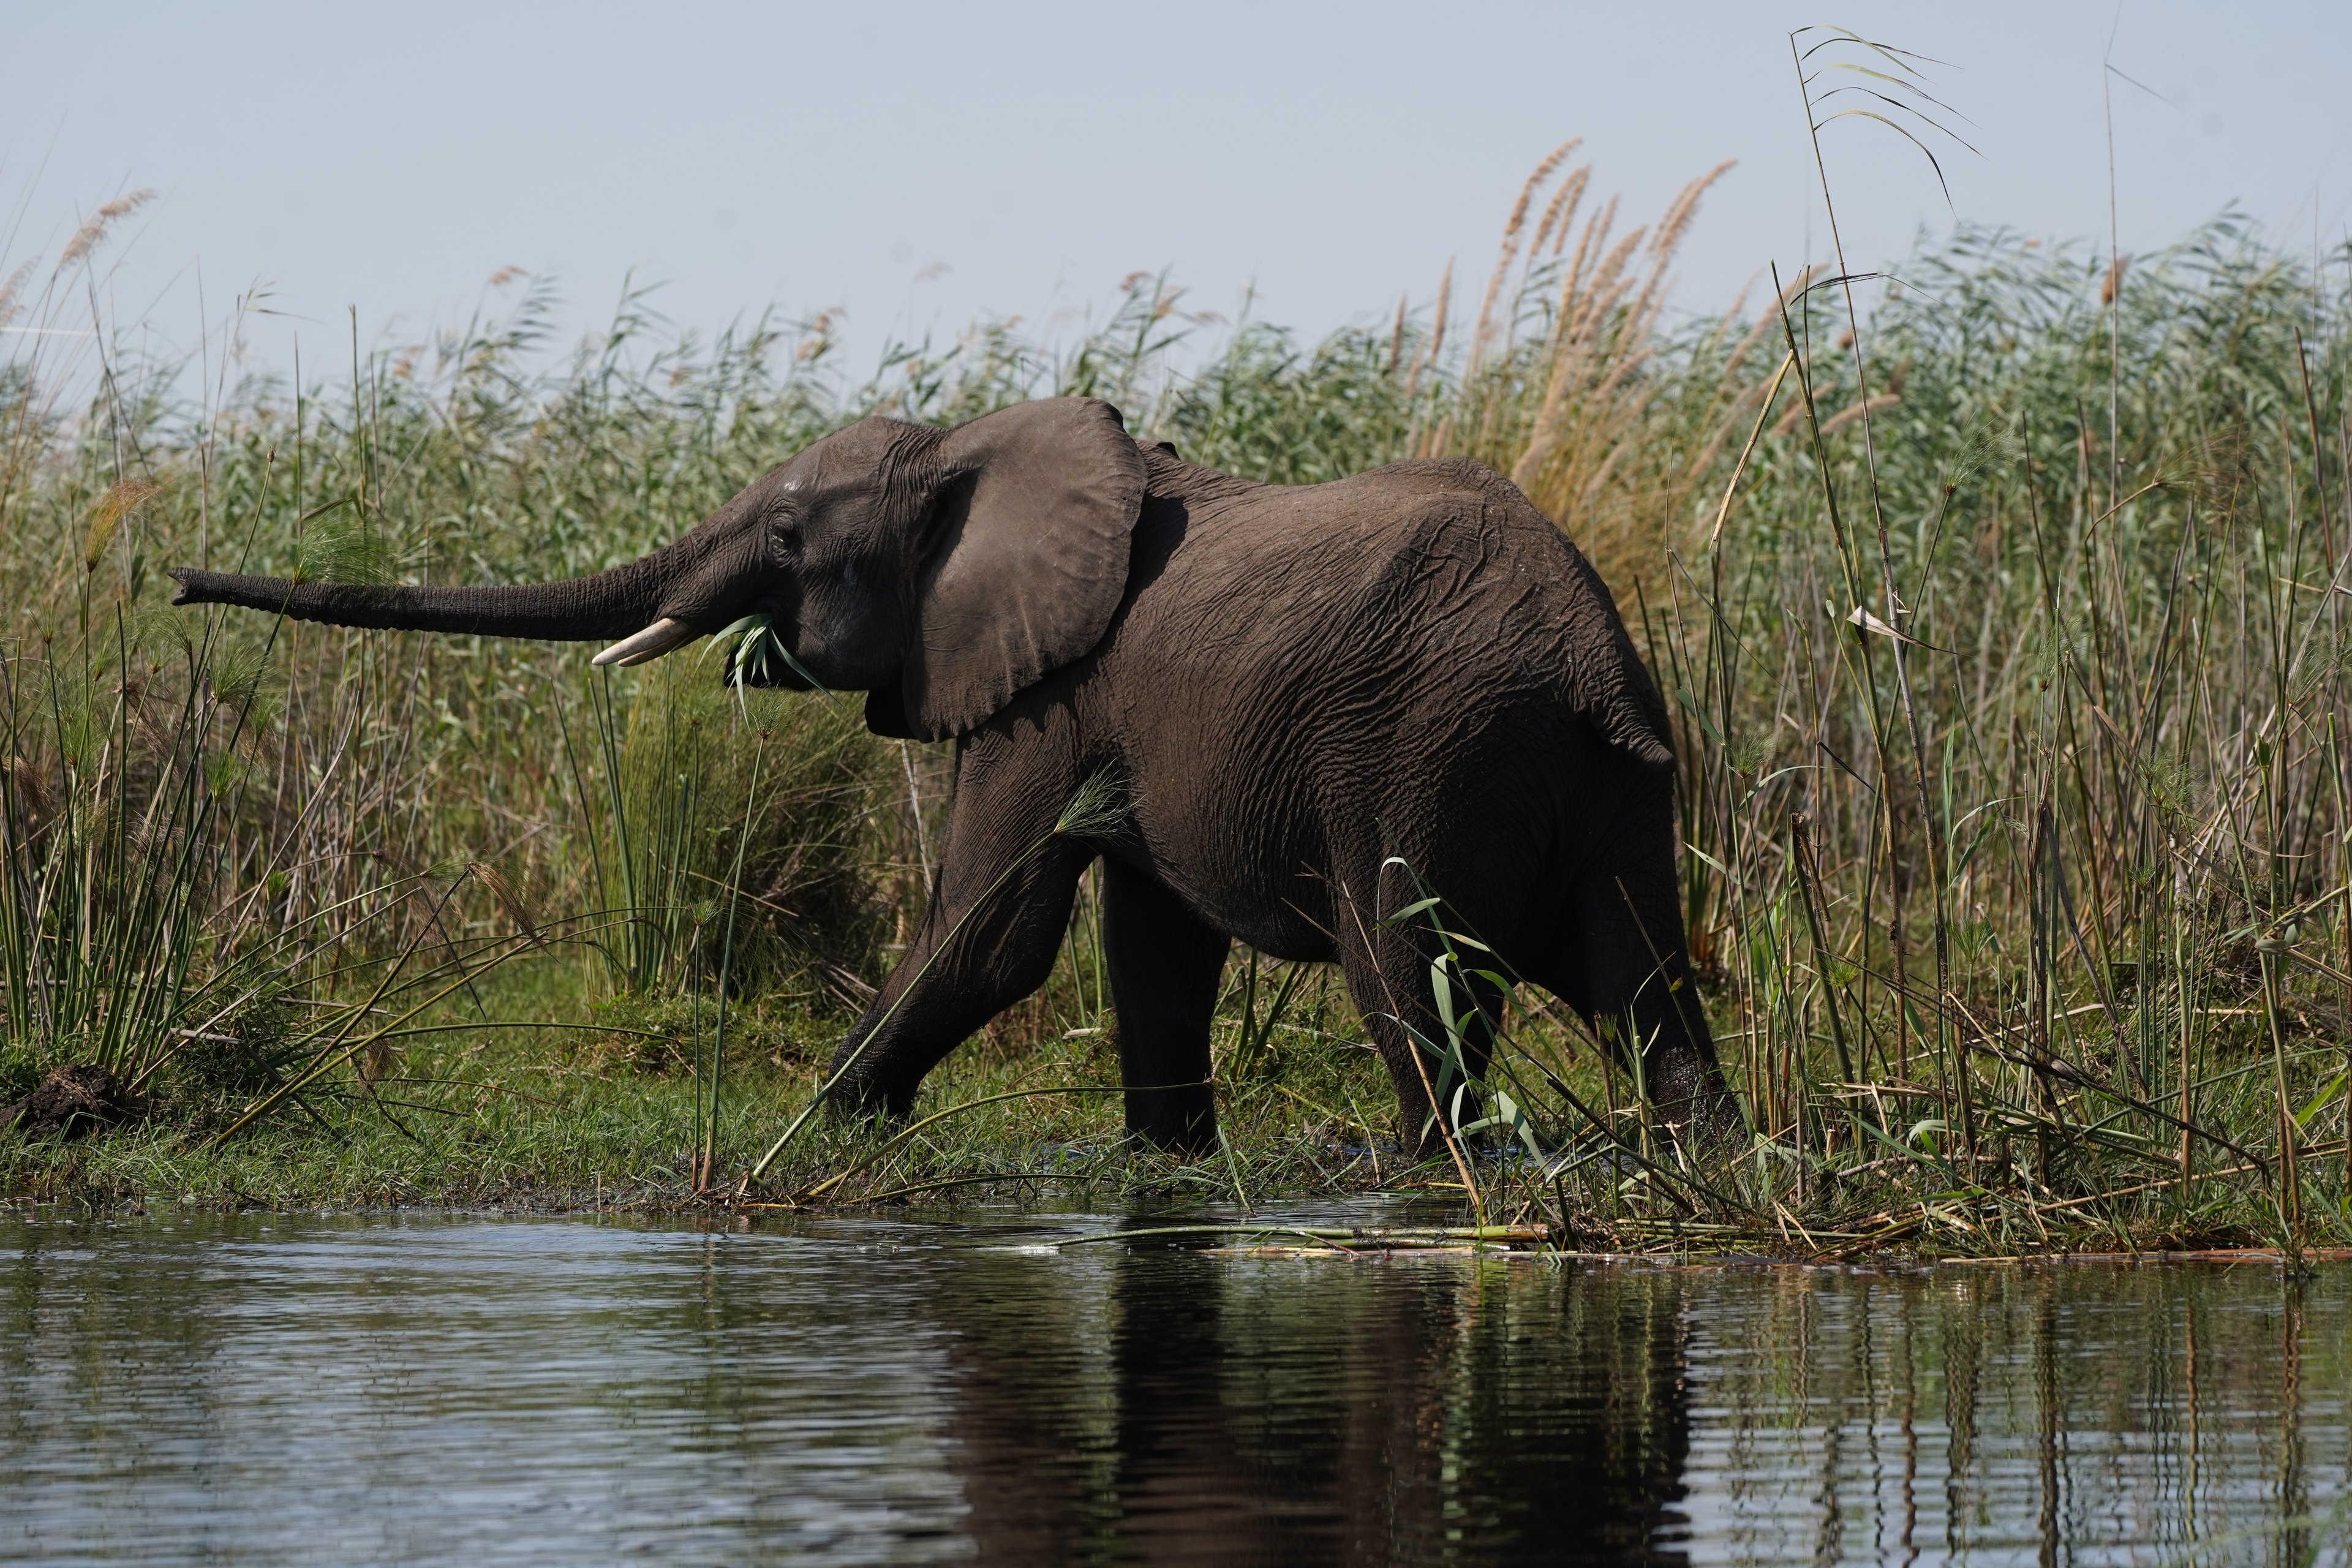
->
[6,1065,133,1140]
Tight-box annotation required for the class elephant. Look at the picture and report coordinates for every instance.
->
[170,396,1738,1155]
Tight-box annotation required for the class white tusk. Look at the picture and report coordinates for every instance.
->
[591,617,698,668]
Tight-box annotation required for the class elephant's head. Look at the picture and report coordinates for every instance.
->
[168,397,1148,741]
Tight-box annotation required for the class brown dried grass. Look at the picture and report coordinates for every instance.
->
[1417,151,1745,590]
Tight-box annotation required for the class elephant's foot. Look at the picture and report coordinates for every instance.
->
[1124,1083,1218,1158]
[1645,1049,1746,1153]
[1395,1089,1496,1169]
[820,1052,921,1127]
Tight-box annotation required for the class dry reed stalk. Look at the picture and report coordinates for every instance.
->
[1405,259,1453,442]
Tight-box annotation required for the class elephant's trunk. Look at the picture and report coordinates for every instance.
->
[167,556,663,641]
[167,518,754,649]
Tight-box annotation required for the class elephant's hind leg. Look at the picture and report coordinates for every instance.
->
[1101,860,1229,1155]
[1329,865,1507,1158]
[1543,782,1740,1142]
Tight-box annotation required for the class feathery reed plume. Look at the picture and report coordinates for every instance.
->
[1467,140,1578,380]
[0,260,36,330]
[1425,151,1739,586]
[471,861,543,947]
[85,479,162,570]
[55,189,156,274]
[1653,160,1735,258]
[1529,163,1591,263]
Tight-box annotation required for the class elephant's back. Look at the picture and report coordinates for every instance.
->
[1104,461,1672,771]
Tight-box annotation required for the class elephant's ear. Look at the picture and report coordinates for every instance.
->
[900,398,1147,739]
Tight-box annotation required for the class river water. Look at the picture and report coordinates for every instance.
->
[2,1209,2345,1565]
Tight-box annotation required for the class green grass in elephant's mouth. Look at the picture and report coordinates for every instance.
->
[4,137,2351,1260]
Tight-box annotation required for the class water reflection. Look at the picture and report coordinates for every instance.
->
[935,1235,1691,1562]
[1676,1263,2352,1565]
[0,1212,2345,1565]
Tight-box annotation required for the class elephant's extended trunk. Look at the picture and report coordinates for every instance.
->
[168,538,696,644]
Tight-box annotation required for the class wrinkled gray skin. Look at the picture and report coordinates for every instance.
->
[172,398,1738,1153]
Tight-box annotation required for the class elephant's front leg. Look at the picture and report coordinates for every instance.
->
[826,794,1092,1120]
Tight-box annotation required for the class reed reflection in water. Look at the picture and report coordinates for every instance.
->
[0,1213,2346,1565]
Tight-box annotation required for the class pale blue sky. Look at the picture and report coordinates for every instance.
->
[9,1,2352,382]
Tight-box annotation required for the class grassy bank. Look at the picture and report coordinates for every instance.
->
[4,129,2351,1258]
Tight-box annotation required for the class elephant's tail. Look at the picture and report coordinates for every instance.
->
[1581,669,1676,772]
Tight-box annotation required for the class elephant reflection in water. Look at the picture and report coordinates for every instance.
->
[934,1246,1692,1564]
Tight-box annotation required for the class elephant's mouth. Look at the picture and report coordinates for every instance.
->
[703,611,826,691]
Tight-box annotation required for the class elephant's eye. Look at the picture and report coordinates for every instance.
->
[761,525,796,575]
